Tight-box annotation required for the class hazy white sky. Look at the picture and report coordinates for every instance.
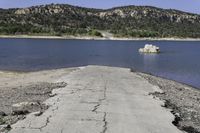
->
[0,0,200,14]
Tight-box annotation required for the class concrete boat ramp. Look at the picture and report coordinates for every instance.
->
[9,66,182,133]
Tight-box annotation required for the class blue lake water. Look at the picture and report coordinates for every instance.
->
[0,38,200,89]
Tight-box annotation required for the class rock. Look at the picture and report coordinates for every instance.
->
[0,117,5,125]
[0,125,5,130]
[139,44,160,53]
[12,102,38,108]
[0,111,7,116]
[49,93,57,97]
[5,124,11,129]
[56,82,68,88]
[15,8,30,15]
[0,124,13,133]
[33,111,43,116]
[12,102,40,115]
[12,110,29,116]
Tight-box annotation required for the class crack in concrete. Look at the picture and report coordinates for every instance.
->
[92,78,107,113]
[91,82,107,113]
[92,103,101,113]
[101,112,108,133]
[101,79,108,133]
[25,97,59,131]
[92,74,108,133]
[16,74,109,132]
[28,115,52,131]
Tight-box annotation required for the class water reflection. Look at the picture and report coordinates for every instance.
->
[142,53,159,72]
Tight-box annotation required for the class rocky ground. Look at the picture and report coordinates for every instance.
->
[0,68,77,132]
[136,72,200,133]
[1,66,200,133]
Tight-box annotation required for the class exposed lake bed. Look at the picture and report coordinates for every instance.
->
[0,68,77,132]
[0,66,199,133]
[137,72,200,133]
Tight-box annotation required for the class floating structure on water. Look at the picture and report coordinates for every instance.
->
[139,44,160,53]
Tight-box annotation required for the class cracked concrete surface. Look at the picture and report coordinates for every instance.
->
[9,66,183,133]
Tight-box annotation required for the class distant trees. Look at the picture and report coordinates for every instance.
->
[111,29,159,38]
[0,4,200,38]
[88,30,103,37]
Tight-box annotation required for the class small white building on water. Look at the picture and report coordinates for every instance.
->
[139,44,160,53]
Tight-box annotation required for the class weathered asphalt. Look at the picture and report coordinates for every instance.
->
[9,66,182,133]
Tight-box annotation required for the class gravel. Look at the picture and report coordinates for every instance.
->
[0,82,67,132]
[137,72,200,133]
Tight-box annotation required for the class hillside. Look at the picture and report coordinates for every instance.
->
[0,4,200,38]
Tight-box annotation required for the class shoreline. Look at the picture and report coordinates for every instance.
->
[1,35,200,41]
[135,71,200,133]
[131,69,200,91]
[1,65,200,91]
[0,66,200,132]
[1,66,199,91]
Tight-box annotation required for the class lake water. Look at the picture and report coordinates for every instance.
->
[0,38,200,89]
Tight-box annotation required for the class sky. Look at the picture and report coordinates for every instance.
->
[0,0,200,14]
